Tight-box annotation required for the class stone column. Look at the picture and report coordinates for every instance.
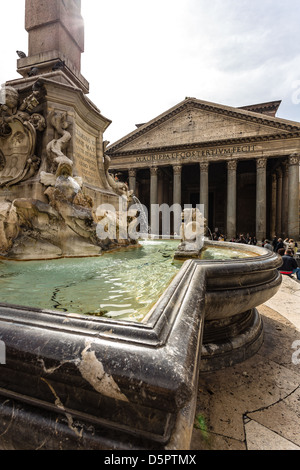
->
[288,154,300,240]
[158,170,164,205]
[128,169,136,194]
[276,167,283,237]
[270,173,277,239]
[163,173,170,206]
[226,160,237,239]
[173,165,182,206]
[200,162,209,222]
[150,167,159,236]
[256,158,267,242]
[281,161,289,238]
[173,165,182,236]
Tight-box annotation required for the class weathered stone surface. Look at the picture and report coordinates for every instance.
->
[0,260,206,450]
[191,301,300,450]
[116,106,291,153]
[0,80,135,259]
[108,98,300,157]
[25,0,84,69]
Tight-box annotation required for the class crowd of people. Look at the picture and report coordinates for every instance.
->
[211,230,258,245]
[265,236,300,280]
[211,229,300,280]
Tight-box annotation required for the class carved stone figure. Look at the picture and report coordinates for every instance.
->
[175,207,207,258]
[104,153,133,202]
[0,99,137,259]
[0,202,19,253]
[46,110,72,173]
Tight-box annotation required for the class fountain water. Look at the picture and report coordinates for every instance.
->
[131,195,150,237]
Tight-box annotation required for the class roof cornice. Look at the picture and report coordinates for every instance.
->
[107,130,300,157]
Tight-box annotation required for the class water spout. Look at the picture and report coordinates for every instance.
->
[132,195,150,238]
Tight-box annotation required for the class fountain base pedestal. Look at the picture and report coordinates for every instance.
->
[200,309,264,371]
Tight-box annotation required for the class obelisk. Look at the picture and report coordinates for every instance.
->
[5,0,116,215]
[17,0,89,93]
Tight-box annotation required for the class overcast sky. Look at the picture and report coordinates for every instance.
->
[1,0,300,144]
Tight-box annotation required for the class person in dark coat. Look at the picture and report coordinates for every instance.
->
[275,238,284,252]
[272,236,278,249]
[278,249,300,279]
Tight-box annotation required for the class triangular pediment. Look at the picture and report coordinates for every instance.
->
[107,97,300,154]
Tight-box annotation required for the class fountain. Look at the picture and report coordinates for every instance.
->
[0,205,282,450]
[0,1,282,451]
[131,195,150,238]
[174,207,282,370]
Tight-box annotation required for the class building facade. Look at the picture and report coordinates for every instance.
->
[106,97,300,241]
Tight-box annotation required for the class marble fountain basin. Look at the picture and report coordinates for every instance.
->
[0,240,282,450]
[178,240,282,370]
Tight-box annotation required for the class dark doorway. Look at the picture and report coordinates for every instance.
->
[237,161,256,236]
[190,192,200,208]
[209,192,214,232]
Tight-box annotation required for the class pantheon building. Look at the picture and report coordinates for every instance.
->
[106,97,300,241]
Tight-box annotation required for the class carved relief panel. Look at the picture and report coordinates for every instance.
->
[0,86,46,188]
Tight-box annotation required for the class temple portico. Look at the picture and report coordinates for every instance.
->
[107,98,300,241]
[108,149,300,241]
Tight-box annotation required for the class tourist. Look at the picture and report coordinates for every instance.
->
[275,238,284,252]
[263,240,273,251]
[288,239,296,253]
[277,247,285,256]
[283,238,289,250]
[272,236,278,250]
[213,228,220,240]
[278,249,300,280]
[237,234,246,244]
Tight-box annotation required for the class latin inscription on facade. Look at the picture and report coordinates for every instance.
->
[74,126,101,187]
[136,145,256,164]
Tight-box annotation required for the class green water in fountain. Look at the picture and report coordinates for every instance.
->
[0,240,258,322]
[0,240,181,322]
[200,245,257,260]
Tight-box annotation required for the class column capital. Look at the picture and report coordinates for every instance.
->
[227,159,238,171]
[288,153,300,166]
[256,157,267,170]
[200,161,209,172]
[128,168,136,178]
[150,166,158,176]
[173,164,182,175]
